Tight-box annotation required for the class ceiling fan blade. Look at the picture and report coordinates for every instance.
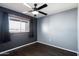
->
[37,4,48,10]
[38,11,47,15]
[24,3,32,9]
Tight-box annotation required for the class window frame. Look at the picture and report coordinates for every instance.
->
[9,16,30,33]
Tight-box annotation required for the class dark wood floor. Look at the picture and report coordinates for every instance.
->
[0,42,77,56]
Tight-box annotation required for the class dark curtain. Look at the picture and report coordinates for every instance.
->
[29,19,34,37]
[0,11,10,44]
[29,18,37,40]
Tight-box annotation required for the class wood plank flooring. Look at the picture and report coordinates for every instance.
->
[0,42,77,56]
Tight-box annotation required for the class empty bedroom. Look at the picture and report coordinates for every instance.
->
[0,3,78,56]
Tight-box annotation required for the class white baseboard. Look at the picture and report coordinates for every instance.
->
[37,41,78,55]
[0,41,37,54]
[0,41,78,55]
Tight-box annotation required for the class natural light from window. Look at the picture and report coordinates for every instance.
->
[9,19,29,33]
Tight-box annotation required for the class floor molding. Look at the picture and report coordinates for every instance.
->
[0,41,78,55]
[0,41,37,54]
[37,41,78,55]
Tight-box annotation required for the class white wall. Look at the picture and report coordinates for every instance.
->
[78,4,79,53]
[37,8,77,52]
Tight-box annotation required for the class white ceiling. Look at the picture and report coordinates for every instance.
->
[0,3,78,18]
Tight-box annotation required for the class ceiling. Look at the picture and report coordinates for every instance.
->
[0,3,78,18]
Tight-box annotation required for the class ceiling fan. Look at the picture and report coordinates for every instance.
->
[24,3,48,16]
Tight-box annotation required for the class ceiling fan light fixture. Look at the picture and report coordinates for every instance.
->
[32,11,39,15]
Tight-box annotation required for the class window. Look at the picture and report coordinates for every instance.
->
[9,18,29,33]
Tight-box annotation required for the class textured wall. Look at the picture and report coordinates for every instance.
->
[37,8,77,52]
